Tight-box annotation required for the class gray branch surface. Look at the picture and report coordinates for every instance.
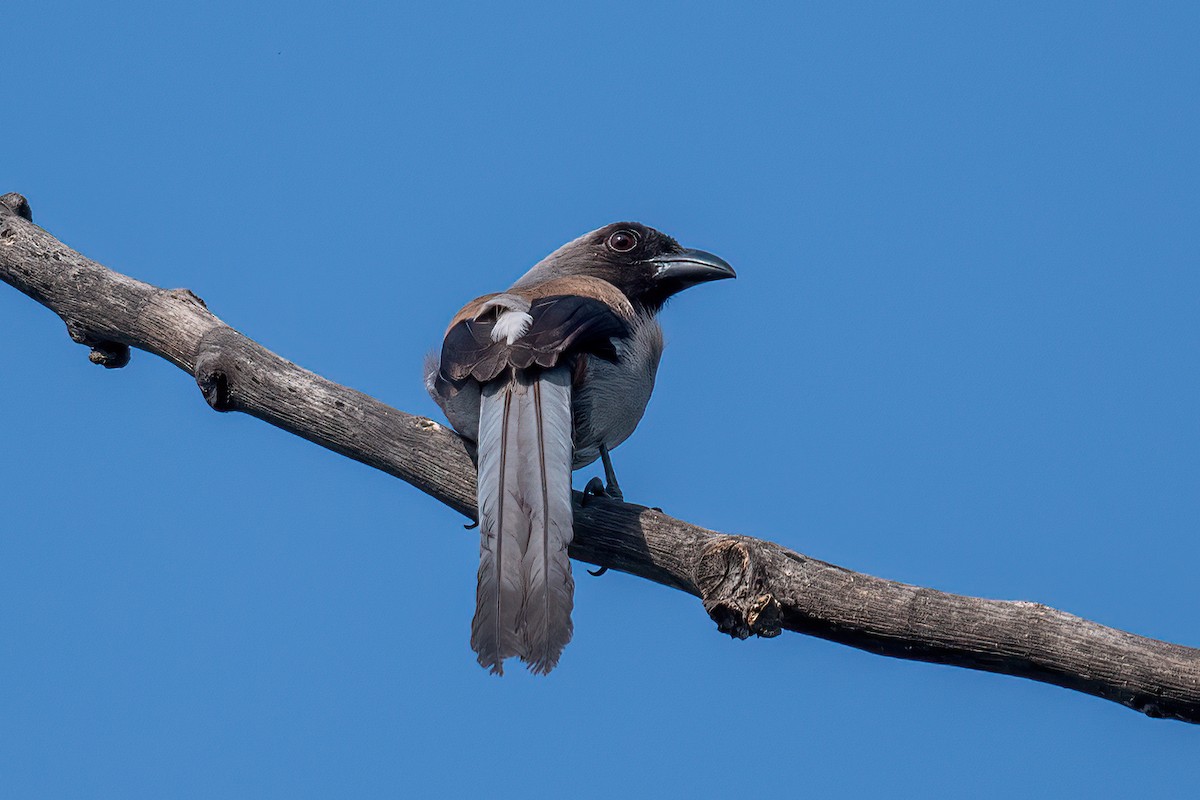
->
[3,192,1197,723]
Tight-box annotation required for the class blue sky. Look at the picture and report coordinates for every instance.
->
[3,2,1198,796]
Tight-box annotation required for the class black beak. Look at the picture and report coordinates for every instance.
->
[651,248,737,286]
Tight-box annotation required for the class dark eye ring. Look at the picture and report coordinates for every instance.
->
[606,229,639,253]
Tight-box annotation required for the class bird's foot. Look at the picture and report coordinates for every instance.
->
[582,476,623,505]
[582,461,622,577]
[581,476,606,505]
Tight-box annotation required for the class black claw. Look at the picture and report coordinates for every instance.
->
[464,519,479,530]
[588,566,609,577]
[582,476,607,506]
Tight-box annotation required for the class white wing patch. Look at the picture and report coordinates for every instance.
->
[491,309,533,344]
[477,294,534,345]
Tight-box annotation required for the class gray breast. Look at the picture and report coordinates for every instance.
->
[570,311,664,470]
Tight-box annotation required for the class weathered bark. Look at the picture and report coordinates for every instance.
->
[2,192,1197,722]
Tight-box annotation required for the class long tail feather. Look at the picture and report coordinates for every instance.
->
[470,367,575,675]
[471,379,529,673]
[516,368,575,674]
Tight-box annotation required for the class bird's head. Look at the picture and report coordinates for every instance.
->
[514,222,735,313]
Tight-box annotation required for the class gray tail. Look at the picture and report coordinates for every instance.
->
[471,366,575,675]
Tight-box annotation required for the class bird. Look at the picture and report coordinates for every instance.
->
[425,222,735,674]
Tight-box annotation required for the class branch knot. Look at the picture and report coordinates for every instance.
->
[695,536,783,640]
[0,192,32,222]
[64,320,131,369]
[88,342,132,369]
[195,327,245,411]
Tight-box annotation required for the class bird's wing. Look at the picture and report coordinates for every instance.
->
[438,293,631,385]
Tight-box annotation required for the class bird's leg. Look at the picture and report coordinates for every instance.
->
[600,444,624,502]
[581,444,626,576]
[581,446,624,504]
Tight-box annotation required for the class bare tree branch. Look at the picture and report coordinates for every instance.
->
[3,192,1197,723]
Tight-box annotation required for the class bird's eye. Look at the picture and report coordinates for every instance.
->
[606,229,639,253]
